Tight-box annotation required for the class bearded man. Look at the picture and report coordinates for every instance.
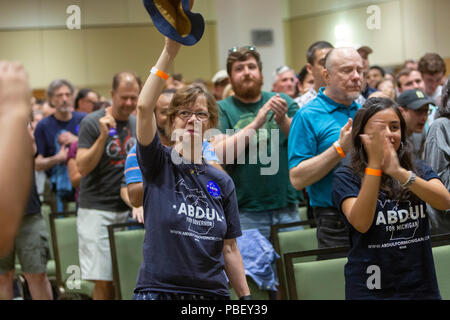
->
[34,79,85,212]
[214,46,301,241]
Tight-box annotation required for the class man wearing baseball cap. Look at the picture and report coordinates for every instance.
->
[357,45,373,72]
[397,89,434,158]
[356,45,378,101]
[211,69,229,101]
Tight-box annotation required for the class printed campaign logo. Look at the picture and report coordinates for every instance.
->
[206,181,221,198]
[174,179,225,236]
[106,127,136,166]
[175,179,208,207]
[375,200,423,241]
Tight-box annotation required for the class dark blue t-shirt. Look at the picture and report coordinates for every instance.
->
[34,112,86,196]
[34,112,86,177]
[135,133,242,297]
[332,160,441,300]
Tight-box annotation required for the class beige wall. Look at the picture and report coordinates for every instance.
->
[0,0,217,29]
[0,0,448,95]
[287,0,387,18]
[0,0,218,96]
[0,23,218,97]
[285,0,450,72]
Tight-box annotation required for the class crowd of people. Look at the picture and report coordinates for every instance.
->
[0,33,449,300]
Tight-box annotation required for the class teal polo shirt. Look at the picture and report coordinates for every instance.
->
[288,87,361,208]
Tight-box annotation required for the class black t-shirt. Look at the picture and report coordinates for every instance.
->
[25,172,41,216]
[78,109,136,211]
[332,160,441,299]
[135,133,242,297]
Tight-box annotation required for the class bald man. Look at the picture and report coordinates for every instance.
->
[76,71,141,300]
[288,48,363,255]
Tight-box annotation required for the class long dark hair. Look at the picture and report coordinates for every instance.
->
[350,97,415,200]
[74,88,99,111]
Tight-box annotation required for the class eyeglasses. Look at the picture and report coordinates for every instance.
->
[177,110,210,121]
[228,45,257,54]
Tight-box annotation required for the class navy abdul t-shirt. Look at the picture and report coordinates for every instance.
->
[135,133,242,297]
[332,160,441,300]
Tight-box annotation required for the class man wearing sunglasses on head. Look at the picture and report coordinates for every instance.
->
[214,46,301,242]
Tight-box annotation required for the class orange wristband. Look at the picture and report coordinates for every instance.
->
[150,67,169,80]
[333,142,346,158]
[365,168,382,176]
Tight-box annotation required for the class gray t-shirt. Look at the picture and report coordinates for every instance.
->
[409,131,426,160]
[425,117,450,190]
[424,117,450,234]
[78,108,136,211]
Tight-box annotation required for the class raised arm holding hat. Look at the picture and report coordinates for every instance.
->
[133,19,250,299]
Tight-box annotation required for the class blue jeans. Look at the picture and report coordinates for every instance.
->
[239,204,302,240]
[133,291,229,300]
[312,207,350,260]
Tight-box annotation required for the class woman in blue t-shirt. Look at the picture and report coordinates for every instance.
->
[132,37,250,300]
[332,97,450,299]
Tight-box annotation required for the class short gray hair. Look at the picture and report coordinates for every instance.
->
[272,66,296,85]
[47,79,74,99]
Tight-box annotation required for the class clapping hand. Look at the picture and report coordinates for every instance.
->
[359,122,386,169]
[360,122,402,176]
[269,94,288,126]
[338,118,353,154]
